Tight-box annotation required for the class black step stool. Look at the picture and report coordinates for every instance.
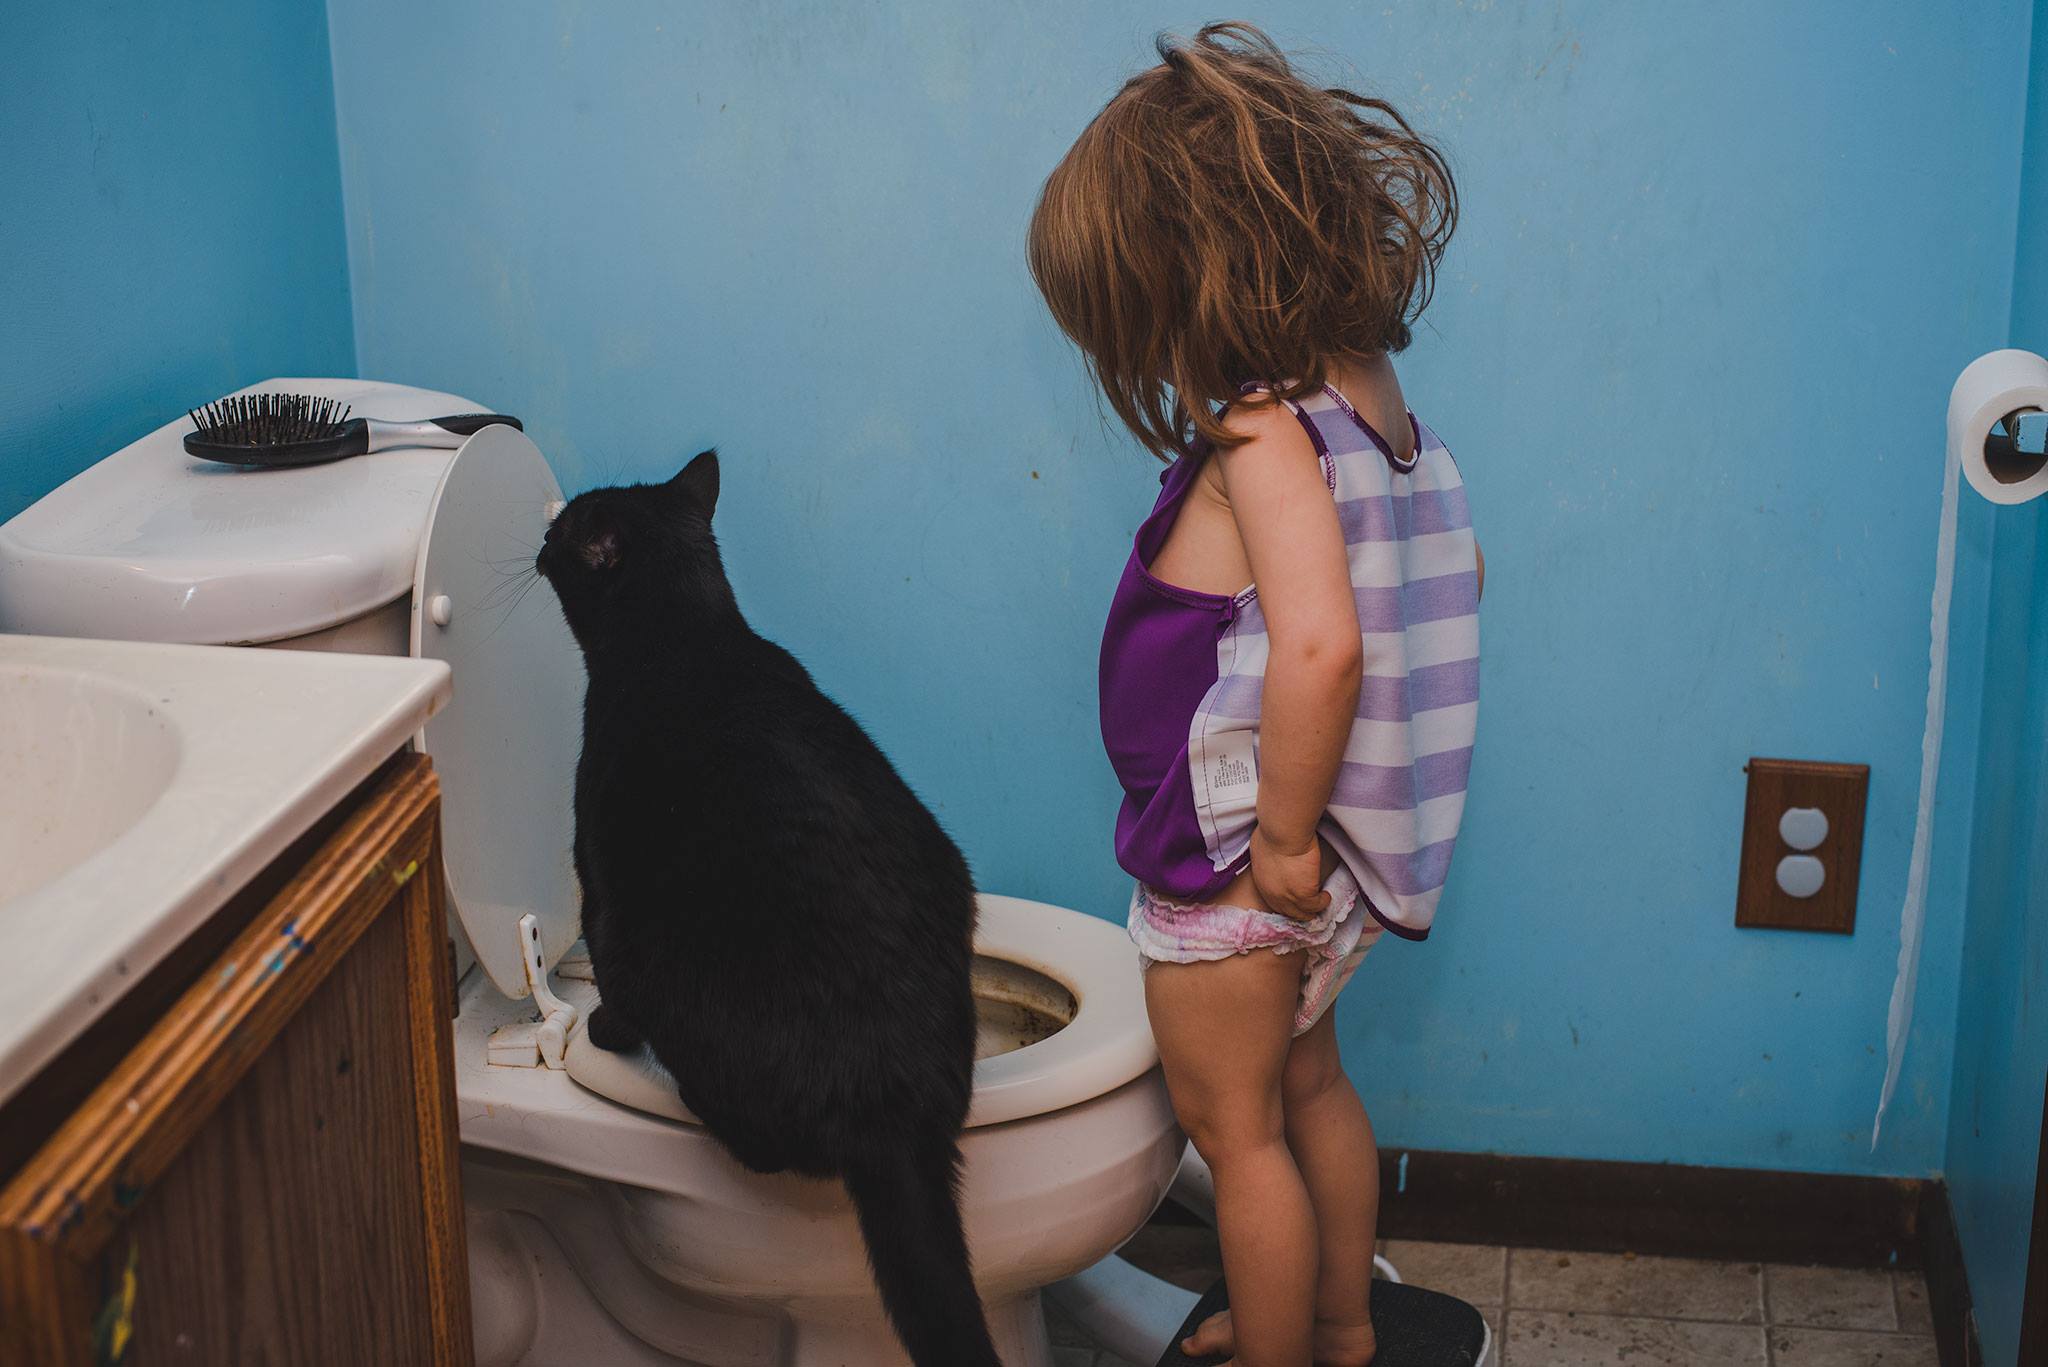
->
[1154,1276,1491,1367]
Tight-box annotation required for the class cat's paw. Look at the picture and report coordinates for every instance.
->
[585,1004,644,1053]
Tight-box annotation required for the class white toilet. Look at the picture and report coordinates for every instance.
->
[0,378,1184,1367]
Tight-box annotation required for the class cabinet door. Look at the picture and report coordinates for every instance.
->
[0,755,472,1366]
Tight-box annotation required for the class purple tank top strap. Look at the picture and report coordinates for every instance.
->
[1134,447,1208,567]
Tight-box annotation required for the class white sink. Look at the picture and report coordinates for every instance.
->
[0,667,183,905]
[0,635,451,1105]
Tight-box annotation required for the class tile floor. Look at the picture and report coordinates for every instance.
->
[1049,1220,1941,1367]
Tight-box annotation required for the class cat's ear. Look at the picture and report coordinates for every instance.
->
[667,449,720,520]
[581,526,623,573]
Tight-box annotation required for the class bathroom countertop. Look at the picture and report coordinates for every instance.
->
[0,634,451,1106]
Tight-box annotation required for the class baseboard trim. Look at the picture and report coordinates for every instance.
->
[1374,1148,1921,1265]
[1366,1148,1979,1366]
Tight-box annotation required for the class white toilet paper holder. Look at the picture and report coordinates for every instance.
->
[1995,406,2046,457]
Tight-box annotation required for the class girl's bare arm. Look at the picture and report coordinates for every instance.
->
[1216,403,1363,920]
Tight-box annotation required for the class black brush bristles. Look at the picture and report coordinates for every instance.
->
[187,393,353,448]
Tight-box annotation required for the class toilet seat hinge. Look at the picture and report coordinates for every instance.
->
[484,913,580,1070]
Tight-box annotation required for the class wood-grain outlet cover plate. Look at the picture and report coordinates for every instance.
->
[1737,758,1869,933]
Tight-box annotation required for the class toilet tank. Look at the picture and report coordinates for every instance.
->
[0,377,590,1001]
[0,378,486,650]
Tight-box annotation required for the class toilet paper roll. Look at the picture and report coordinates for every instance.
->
[1951,348,2048,505]
[1875,348,2048,1145]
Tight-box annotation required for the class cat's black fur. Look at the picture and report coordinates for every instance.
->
[536,452,998,1367]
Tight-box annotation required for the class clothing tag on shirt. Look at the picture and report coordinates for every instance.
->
[1201,730,1259,821]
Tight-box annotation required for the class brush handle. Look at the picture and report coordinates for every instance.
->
[362,413,523,453]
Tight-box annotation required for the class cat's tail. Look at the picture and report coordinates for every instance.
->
[842,1141,1002,1367]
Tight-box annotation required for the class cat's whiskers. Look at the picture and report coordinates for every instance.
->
[477,560,541,612]
[480,569,550,642]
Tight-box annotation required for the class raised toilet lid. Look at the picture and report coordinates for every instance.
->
[562,893,1159,1127]
[413,425,587,997]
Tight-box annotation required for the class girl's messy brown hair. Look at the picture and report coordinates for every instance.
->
[1028,22,1457,460]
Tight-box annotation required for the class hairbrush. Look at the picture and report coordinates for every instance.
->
[184,393,523,468]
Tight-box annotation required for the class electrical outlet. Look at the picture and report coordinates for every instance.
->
[1736,758,1869,933]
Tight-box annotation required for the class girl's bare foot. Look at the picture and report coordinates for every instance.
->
[1180,1308,1379,1366]
[1313,1318,1378,1367]
[1179,1308,1234,1357]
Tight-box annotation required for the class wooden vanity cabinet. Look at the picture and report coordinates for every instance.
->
[0,753,473,1365]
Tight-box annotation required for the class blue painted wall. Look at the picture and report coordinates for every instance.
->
[1947,500,2046,1365]
[4,0,2044,1297]
[0,0,355,521]
[324,1,2036,1177]
[1945,2,2048,1360]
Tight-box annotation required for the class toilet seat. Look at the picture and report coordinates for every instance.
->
[453,897,1161,1200]
[560,894,1157,1128]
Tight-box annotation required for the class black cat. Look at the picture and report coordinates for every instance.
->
[535,451,999,1367]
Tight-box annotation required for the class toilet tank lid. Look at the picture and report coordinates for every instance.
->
[0,378,494,645]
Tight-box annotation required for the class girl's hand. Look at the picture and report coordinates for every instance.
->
[1251,826,1330,922]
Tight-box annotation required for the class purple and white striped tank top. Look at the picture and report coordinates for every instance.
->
[1098,384,1479,940]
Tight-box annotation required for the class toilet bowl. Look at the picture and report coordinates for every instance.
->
[459,897,1180,1367]
[0,378,1184,1366]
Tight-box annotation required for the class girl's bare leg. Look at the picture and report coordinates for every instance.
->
[1285,1010,1379,1362]
[1146,950,1316,1367]
[1182,1008,1379,1366]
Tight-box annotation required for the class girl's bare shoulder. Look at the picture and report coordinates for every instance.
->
[1209,396,1318,496]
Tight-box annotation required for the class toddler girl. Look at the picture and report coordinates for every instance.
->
[1029,25,1480,1366]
